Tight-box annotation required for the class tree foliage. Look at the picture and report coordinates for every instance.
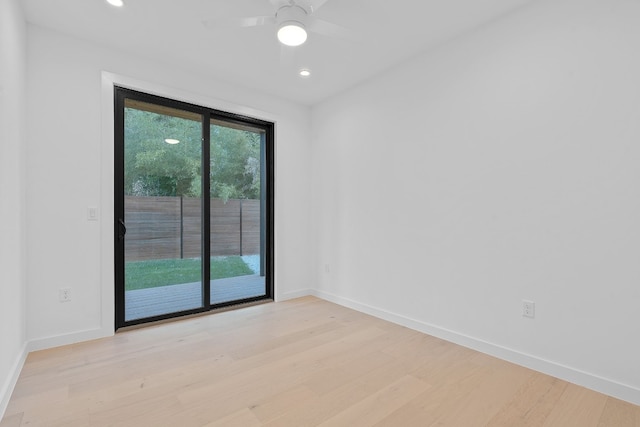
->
[210,124,261,201]
[124,108,261,201]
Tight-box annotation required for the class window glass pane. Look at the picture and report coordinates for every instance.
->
[123,100,203,321]
[209,120,266,305]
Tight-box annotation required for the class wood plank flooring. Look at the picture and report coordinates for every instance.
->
[2,296,639,426]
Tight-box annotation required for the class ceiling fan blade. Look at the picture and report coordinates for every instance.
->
[202,15,275,30]
[309,0,331,13]
[238,15,276,27]
[308,19,356,40]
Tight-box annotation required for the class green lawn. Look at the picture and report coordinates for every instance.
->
[125,256,253,291]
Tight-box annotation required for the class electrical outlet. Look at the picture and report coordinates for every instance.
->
[59,288,72,303]
[522,300,535,318]
[324,264,330,273]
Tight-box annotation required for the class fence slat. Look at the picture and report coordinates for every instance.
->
[124,196,260,261]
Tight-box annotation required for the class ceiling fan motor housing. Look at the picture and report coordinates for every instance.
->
[276,4,308,29]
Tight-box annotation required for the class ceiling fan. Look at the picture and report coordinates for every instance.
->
[203,0,351,47]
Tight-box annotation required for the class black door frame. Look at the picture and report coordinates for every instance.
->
[114,87,274,330]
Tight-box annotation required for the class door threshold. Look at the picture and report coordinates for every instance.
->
[117,298,274,332]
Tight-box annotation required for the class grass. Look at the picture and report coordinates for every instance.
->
[125,256,253,291]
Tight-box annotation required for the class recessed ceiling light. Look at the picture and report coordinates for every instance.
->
[164,138,180,145]
[106,0,124,7]
[299,69,311,77]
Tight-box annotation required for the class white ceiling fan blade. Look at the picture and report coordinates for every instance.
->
[308,19,356,41]
[238,15,276,27]
[202,16,275,30]
[309,0,331,13]
[274,0,331,14]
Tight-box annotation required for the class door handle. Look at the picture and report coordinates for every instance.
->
[118,218,127,241]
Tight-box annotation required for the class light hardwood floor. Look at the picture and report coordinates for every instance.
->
[2,296,639,426]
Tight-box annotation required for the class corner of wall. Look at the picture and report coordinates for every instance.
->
[0,344,28,421]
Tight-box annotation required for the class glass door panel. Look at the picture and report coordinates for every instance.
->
[209,119,266,305]
[123,99,204,321]
[115,88,273,330]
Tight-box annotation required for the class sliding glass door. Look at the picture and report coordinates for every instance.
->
[121,99,204,322]
[209,119,267,305]
[114,88,273,329]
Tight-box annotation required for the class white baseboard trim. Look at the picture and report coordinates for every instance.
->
[276,288,313,302]
[312,289,640,406]
[27,327,114,353]
[0,343,28,421]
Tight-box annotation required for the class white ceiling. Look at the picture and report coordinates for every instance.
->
[22,0,535,106]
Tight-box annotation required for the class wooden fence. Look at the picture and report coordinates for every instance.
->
[125,196,260,261]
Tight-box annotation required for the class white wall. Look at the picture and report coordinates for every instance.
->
[311,0,640,404]
[0,0,28,415]
[25,25,312,348]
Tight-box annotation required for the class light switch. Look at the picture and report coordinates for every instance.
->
[88,207,99,221]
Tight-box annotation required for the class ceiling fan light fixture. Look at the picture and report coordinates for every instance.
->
[106,0,124,7]
[277,22,307,46]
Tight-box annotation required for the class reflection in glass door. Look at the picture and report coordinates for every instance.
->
[209,119,266,305]
[122,99,204,322]
[114,88,273,329]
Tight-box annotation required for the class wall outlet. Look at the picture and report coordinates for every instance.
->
[522,300,535,318]
[59,288,72,303]
[324,264,330,273]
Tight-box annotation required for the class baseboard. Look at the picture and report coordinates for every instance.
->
[0,343,28,421]
[27,327,114,353]
[276,288,313,302]
[312,289,640,406]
